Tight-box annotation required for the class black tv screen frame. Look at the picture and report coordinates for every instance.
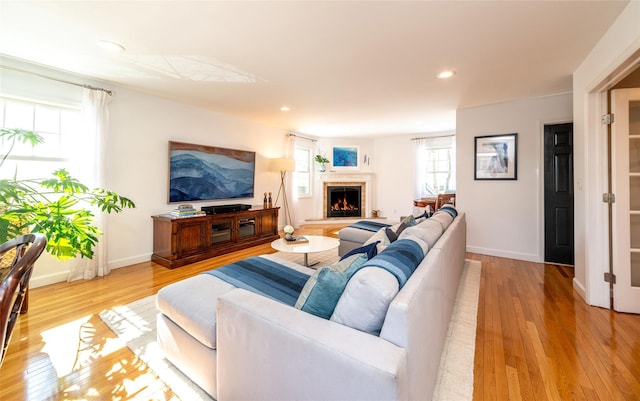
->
[168,141,256,203]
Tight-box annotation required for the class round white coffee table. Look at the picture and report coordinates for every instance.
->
[271,235,340,267]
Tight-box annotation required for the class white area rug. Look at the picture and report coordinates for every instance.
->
[99,255,480,401]
[432,259,481,401]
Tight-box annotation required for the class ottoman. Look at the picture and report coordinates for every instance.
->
[156,273,235,398]
[338,221,390,256]
[155,254,313,399]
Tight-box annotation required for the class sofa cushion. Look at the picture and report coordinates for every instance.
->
[439,204,458,218]
[364,227,391,253]
[156,274,236,349]
[399,235,429,255]
[430,211,454,231]
[398,219,444,248]
[401,215,418,227]
[331,267,399,335]
[295,253,368,318]
[360,238,425,287]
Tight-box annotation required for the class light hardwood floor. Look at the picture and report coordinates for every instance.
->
[1,225,639,400]
[468,253,640,401]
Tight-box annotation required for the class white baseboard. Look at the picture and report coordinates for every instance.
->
[30,271,70,289]
[465,245,541,263]
[30,253,152,288]
[573,278,587,301]
[108,253,152,270]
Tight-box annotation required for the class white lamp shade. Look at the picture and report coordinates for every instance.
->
[269,158,296,172]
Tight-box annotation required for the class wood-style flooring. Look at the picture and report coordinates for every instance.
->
[1,224,639,400]
[468,254,640,401]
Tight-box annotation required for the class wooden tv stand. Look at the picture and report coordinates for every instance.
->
[151,207,280,269]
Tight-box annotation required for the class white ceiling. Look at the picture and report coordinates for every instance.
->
[0,1,629,137]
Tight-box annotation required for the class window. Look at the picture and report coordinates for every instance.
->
[414,135,456,198]
[0,96,81,180]
[294,146,311,197]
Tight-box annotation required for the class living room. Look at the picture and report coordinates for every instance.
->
[1,1,640,400]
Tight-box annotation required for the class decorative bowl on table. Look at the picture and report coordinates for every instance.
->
[284,225,295,241]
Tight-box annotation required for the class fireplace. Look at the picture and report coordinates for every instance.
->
[326,185,362,218]
[320,173,372,219]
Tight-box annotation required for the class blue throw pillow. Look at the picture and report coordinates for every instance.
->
[385,222,408,243]
[401,215,418,227]
[340,241,379,261]
[414,210,429,219]
[297,255,367,319]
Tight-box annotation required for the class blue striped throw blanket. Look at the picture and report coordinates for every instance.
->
[348,220,391,232]
[357,239,425,287]
[204,256,310,306]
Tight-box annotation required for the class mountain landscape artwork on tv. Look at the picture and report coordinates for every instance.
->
[169,141,255,203]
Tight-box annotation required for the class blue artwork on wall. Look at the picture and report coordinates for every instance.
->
[332,146,359,168]
[169,141,255,203]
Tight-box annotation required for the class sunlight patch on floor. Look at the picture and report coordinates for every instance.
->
[40,315,103,377]
[39,312,133,379]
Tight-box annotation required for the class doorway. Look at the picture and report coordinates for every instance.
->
[544,123,574,265]
[611,87,640,314]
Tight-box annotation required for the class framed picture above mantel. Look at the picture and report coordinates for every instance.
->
[474,133,518,180]
[332,146,359,169]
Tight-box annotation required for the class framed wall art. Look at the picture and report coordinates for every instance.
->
[474,133,518,180]
[168,141,255,202]
[332,146,359,169]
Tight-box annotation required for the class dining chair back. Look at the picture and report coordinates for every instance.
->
[0,233,47,366]
[435,193,456,210]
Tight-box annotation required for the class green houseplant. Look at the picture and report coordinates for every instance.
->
[315,154,330,172]
[0,128,135,260]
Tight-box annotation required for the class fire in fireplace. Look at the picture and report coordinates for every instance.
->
[327,185,362,218]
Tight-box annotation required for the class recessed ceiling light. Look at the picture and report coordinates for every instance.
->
[280,106,291,112]
[437,70,456,79]
[96,40,125,53]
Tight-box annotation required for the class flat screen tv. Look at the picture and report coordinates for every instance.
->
[168,141,255,203]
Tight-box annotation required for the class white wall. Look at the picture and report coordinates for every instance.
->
[572,1,640,307]
[25,82,286,286]
[308,137,376,220]
[372,135,415,220]
[105,88,286,268]
[456,93,572,262]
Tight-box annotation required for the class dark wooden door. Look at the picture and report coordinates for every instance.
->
[544,123,574,264]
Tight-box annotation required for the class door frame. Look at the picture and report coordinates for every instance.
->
[582,52,640,308]
[610,88,640,312]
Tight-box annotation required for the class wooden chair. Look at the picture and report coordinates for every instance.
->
[0,233,47,366]
[435,193,456,210]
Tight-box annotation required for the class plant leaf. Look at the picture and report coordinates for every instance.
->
[0,128,135,261]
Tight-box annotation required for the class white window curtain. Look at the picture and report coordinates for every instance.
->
[414,135,456,199]
[67,88,111,281]
[285,134,299,228]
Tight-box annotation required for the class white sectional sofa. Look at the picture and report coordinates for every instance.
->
[156,208,466,400]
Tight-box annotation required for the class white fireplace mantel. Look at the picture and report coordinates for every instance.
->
[320,172,375,183]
